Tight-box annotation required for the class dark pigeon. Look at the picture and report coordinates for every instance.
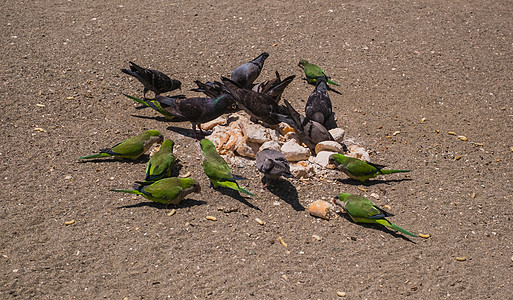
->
[305,77,337,129]
[252,71,296,104]
[157,94,233,139]
[230,52,269,89]
[190,80,227,98]
[271,99,334,151]
[221,77,279,125]
[122,61,182,98]
[256,149,294,187]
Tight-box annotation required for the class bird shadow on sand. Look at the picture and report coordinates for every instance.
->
[215,186,262,211]
[166,126,213,139]
[77,155,150,164]
[117,198,207,210]
[334,177,413,186]
[266,179,304,211]
[130,114,179,122]
[335,212,416,243]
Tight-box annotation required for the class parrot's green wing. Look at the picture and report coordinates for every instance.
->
[202,159,235,182]
[145,140,175,181]
[142,182,183,204]
[345,195,385,219]
[346,159,379,178]
[110,136,146,158]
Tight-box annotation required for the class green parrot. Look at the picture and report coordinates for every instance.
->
[110,177,201,205]
[79,130,163,160]
[329,154,410,182]
[333,193,417,237]
[144,139,175,181]
[200,139,256,197]
[298,59,340,86]
[123,93,177,120]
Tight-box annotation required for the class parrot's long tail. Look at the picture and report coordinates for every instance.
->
[219,180,256,197]
[123,93,176,120]
[379,169,410,175]
[109,189,141,195]
[376,219,417,237]
[123,93,149,106]
[79,152,112,160]
[327,79,340,86]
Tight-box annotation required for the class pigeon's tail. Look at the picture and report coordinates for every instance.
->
[376,219,417,237]
[282,172,295,178]
[121,68,135,76]
[378,169,411,175]
[79,152,112,160]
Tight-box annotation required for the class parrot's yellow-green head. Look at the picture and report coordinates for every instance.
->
[298,59,309,68]
[335,193,351,202]
[161,139,174,149]
[328,154,347,167]
[200,138,215,152]
[333,193,351,208]
[145,130,164,143]
[180,178,201,193]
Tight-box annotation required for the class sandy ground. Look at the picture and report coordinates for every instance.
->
[1,0,512,299]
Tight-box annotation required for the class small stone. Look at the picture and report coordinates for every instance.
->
[259,140,281,152]
[281,139,311,162]
[312,234,322,241]
[255,218,264,225]
[290,161,314,178]
[314,151,338,167]
[315,141,345,154]
[329,128,345,143]
[370,193,379,199]
[337,291,346,297]
[346,145,371,162]
[246,124,272,144]
[235,142,256,159]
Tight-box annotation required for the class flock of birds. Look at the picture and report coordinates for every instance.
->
[79,53,418,238]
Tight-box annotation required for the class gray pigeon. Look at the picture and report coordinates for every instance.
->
[122,61,182,98]
[256,149,294,187]
[305,77,337,129]
[230,52,269,89]
[221,77,279,125]
[252,71,296,104]
[157,94,233,139]
[271,99,334,151]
